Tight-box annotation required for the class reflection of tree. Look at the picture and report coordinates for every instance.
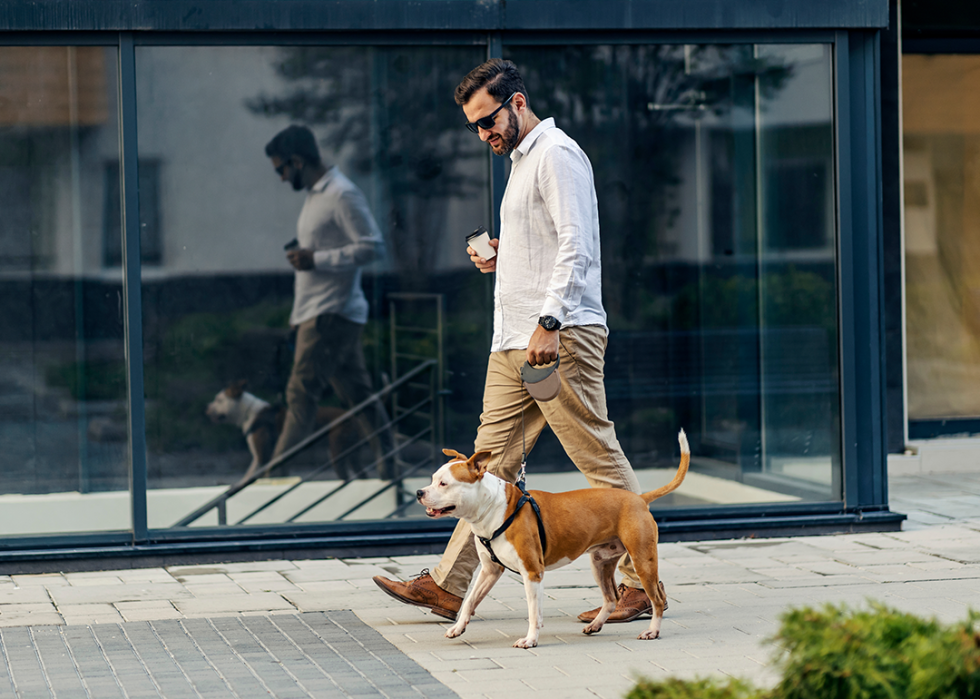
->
[247,47,485,277]
[507,45,791,326]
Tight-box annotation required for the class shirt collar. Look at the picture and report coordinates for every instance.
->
[511,117,555,162]
[309,166,336,193]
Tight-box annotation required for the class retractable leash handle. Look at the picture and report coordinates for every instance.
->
[520,356,561,402]
[517,355,559,485]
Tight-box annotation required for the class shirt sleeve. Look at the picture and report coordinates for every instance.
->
[313,187,386,271]
[535,144,597,324]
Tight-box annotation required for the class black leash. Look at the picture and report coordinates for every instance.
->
[476,376,546,574]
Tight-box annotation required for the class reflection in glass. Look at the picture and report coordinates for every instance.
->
[134,46,489,528]
[0,46,129,534]
[134,42,840,531]
[902,55,980,422]
[505,43,840,506]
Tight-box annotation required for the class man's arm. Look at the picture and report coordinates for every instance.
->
[525,144,597,366]
[536,143,597,325]
[311,188,385,270]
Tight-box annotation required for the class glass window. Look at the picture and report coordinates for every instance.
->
[0,46,129,534]
[503,43,841,507]
[139,41,840,533]
[902,54,980,424]
[134,46,490,529]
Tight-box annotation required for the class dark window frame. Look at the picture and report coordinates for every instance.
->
[0,16,899,555]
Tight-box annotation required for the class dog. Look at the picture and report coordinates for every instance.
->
[205,380,362,483]
[416,429,690,648]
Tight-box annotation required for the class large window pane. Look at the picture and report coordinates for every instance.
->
[135,46,490,528]
[0,46,129,534]
[902,54,980,423]
[504,43,841,506]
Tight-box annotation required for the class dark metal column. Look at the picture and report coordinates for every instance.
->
[836,29,888,512]
[118,32,148,542]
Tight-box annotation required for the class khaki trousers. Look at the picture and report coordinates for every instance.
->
[431,325,642,597]
[273,313,393,477]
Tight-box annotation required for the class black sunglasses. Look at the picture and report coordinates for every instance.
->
[464,93,516,134]
[275,161,291,176]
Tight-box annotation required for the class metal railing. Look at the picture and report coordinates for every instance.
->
[172,358,438,527]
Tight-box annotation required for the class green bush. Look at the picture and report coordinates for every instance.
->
[627,677,757,699]
[627,604,980,699]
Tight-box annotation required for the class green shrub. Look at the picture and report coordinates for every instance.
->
[627,604,980,699]
[771,604,980,699]
[627,677,759,699]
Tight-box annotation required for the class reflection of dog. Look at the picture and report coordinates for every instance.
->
[205,380,358,483]
[417,430,690,649]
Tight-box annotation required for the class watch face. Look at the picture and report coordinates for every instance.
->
[539,316,559,331]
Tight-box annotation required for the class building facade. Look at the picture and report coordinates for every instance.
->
[0,0,904,566]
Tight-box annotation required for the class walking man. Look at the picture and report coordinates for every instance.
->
[373,60,662,623]
[265,125,392,477]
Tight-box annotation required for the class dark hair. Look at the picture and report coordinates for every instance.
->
[264,125,322,167]
[454,58,528,107]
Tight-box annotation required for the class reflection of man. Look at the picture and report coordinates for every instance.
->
[374,60,660,624]
[265,125,391,477]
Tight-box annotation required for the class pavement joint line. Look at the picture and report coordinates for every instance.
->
[0,476,976,697]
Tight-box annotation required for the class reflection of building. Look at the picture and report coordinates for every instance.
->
[0,0,915,563]
[889,0,980,466]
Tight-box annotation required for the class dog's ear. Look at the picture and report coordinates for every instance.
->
[471,451,492,477]
[442,448,468,461]
[228,379,247,398]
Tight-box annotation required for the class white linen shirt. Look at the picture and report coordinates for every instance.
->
[492,117,607,352]
[291,167,384,326]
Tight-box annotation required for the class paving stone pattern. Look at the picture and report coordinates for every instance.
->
[0,611,457,699]
[0,473,976,698]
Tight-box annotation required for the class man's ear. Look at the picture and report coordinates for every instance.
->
[442,448,468,461]
[511,91,528,113]
[290,154,305,171]
[471,451,492,477]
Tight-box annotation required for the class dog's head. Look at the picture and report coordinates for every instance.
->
[416,449,493,519]
[205,380,248,425]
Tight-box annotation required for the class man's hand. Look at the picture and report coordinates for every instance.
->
[526,325,559,367]
[467,238,499,274]
[287,248,315,271]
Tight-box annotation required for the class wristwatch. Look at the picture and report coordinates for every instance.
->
[538,315,562,332]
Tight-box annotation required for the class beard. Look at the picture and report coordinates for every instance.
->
[289,167,305,191]
[490,106,520,156]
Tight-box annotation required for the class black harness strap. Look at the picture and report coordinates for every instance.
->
[477,480,547,574]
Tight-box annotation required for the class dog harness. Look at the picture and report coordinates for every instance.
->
[477,479,547,574]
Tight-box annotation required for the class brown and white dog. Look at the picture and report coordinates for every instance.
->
[417,429,690,648]
[205,380,356,483]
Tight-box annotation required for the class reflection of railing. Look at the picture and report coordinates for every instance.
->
[172,359,438,528]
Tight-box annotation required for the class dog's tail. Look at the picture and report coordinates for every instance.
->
[641,429,690,504]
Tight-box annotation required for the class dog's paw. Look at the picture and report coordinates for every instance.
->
[445,623,466,639]
[637,629,660,640]
[582,622,603,635]
[513,637,538,649]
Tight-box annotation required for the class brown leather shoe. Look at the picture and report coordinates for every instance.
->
[372,568,462,621]
[577,581,667,623]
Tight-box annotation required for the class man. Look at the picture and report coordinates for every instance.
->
[373,60,660,624]
[265,125,392,477]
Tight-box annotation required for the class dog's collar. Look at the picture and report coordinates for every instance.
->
[477,480,547,574]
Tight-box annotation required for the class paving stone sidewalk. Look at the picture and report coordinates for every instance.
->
[0,472,976,698]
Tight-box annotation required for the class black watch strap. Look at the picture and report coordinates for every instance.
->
[538,315,561,331]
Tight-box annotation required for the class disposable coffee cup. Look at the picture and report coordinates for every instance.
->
[466,226,496,260]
